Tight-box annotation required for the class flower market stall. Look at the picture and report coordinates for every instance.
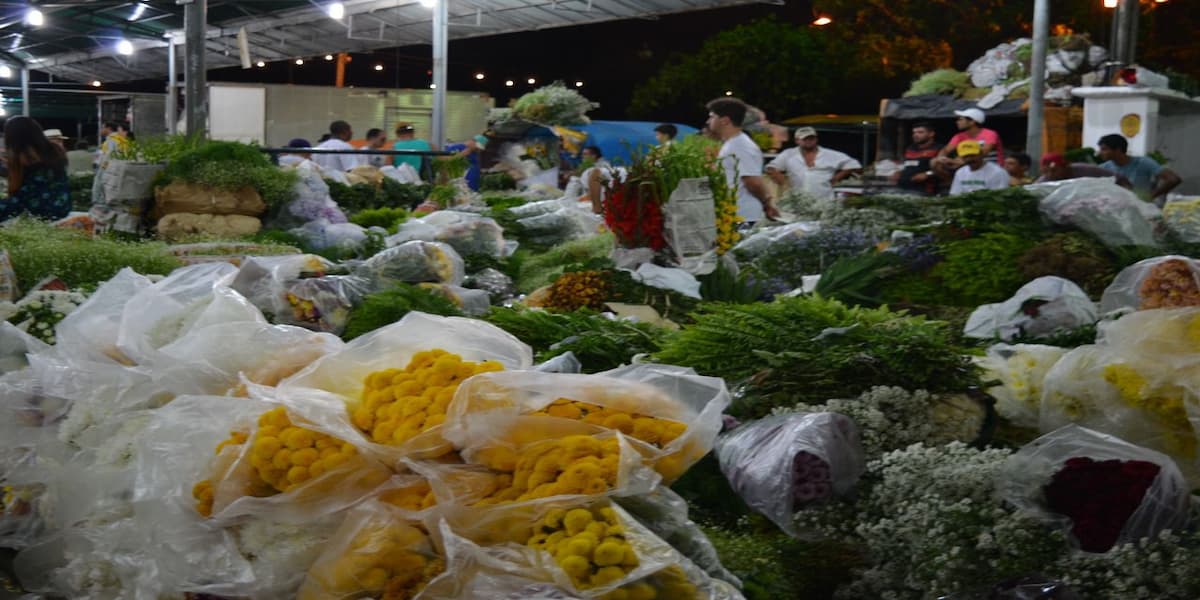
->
[6,125,1200,599]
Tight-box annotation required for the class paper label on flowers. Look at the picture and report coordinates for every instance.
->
[663,178,717,261]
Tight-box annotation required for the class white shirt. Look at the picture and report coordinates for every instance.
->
[949,162,1009,195]
[718,132,765,222]
[766,146,862,200]
[313,138,365,173]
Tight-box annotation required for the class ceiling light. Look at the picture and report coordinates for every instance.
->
[474,72,485,80]
[325,54,334,61]
[129,3,147,21]
[256,60,266,67]
[92,80,102,87]
[419,0,437,7]
[429,83,437,89]
[116,39,134,55]
[1103,0,1117,7]
[527,77,536,85]
[295,58,305,65]
[26,8,44,27]
[724,90,733,96]
[504,80,514,87]
[0,108,5,117]
[327,2,345,19]
[574,81,583,87]
[374,64,384,71]
[812,16,832,26]
[0,66,11,78]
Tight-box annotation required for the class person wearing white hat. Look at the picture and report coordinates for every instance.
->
[766,126,862,201]
[42,128,67,150]
[932,106,1004,178]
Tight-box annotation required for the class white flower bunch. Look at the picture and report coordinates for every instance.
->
[234,516,342,596]
[975,343,1067,428]
[1056,525,1200,598]
[1163,199,1200,243]
[3,289,88,345]
[774,386,964,458]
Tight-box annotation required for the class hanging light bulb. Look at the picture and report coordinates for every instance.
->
[26,8,44,27]
[504,80,514,87]
[116,39,134,55]
[92,80,102,87]
[327,2,345,19]
[474,73,485,80]
[0,65,11,78]
[374,64,384,71]
[256,60,266,68]
[295,58,305,65]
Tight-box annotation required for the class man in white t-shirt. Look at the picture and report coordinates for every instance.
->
[949,140,1009,195]
[706,97,775,224]
[766,126,862,200]
[313,120,365,173]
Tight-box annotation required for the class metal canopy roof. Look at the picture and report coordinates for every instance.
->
[2,0,763,83]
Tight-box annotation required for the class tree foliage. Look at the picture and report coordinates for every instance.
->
[629,17,838,120]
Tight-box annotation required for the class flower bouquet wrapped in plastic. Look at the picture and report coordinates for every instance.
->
[1100,255,1200,313]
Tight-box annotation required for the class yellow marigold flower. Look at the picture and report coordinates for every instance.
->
[561,554,591,579]
[563,508,594,535]
[593,541,626,566]
[625,582,658,600]
[592,565,627,587]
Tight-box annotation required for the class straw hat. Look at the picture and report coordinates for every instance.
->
[43,128,68,140]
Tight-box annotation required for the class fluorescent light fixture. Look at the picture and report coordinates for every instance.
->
[117,39,134,55]
[574,81,583,87]
[0,66,11,78]
[26,8,44,27]
[374,64,384,71]
[256,60,266,67]
[504,80,514,87]
[328,2,345,19]
[474,72,485,80]
[92,80,102,87]
[129,3,147,21]
[295,58,305,65]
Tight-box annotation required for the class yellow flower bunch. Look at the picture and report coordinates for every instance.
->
[714,195,742,255]
[1,485,33,516]
[287,292,321,324]
[542,270,611,312]
[301,521,445,600]
[473,435,621,505]
[379,480,438,512]
[526,506,639,593]
[351,350,504,447]
[1102,364,1196,457]
[533,399,687,449]
[192,408,362,516]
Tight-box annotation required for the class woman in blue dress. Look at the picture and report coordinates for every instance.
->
[1,116,71,221]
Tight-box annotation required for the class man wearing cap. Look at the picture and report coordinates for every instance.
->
[392,122,432,174]
[766,126,862,201]
[933,107,1004,177]
[43,128,68,151]
[1035,153,1132,188]
[948,140,1008,195]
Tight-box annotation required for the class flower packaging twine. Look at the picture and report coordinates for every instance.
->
[998,424,1189,554]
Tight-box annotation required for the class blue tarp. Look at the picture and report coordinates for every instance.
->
[573,120,699,166]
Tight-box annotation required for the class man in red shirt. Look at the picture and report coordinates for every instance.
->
[932,108,1003,178]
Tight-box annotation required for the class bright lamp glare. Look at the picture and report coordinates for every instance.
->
[1103,0,1118,6]
[92,80,102,87]
[504,80,514,87]
[26,8,44,26]
[374,64,384,71]
[419,0,436,7]
[117,39,134,55]
[812,16,832,26]
[527,77,536,85]
[129,3,147,21]
[328,2,345,19]
[295,58,304,65]
[255,60,266,67]
[474,72,485,80]
[574,81,583,87]
[0,66,11,78]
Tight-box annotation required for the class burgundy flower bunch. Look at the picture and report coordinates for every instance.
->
[793,451,834,505]
[602,187,665,251]
[1043,456,1160,552]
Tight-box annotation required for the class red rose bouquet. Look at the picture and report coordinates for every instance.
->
[1042,456,1160,552]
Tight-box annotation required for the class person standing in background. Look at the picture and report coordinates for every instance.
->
[392,122,432,175]
[653,123,677,146]
[894,121,944,196]
[705,97,775,225]
[1097,133,1181,203]
[313,120,364,173]
[364,128,389,168]
[1,116,71,221]
[949,141,1009,195]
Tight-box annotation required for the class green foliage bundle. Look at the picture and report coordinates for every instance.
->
[69,174,94,211]
[844,188,1045,236]
[653,296,977,418]
[434,155,470,182]
[0,218,182,291]
[427,185,456,208]
[482,307,668,373]
[513,233,615,293]
[698,260,762,303]
[158,140,299,208]
[380,177,430,208]
[1016,232,1117,297]
[349,207,409,232]
[699,521,860,600]
[482,194,528,213]
[328,179,430,213]
[605,268,700,324]
[935,233,1037,306]
[481,172,517,191]
[111,134,205,163]
[342,284,463,341]
[508,82,598,126]
[904,68,972,97]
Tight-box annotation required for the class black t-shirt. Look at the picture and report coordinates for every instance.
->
[898,141,944,194]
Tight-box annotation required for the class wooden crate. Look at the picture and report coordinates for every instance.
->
[1042,105,1084,155]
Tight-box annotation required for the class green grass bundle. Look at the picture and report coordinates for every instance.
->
[342,284,463,340]
[699,521,859,600]
[159,140,299,208]
[483,306,668,373]
[0,219,182,291]
[514,233,615,293]
[349,207,408,232]
[653,296,977,418]
[904,68,972,97]
[481,173,517,192]
[935,233,1037,306]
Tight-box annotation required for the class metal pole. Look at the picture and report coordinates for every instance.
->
[431,0,448,150]
[183,0,208,138]
[1125,1,1140,65]
[167,36,178,135]
[1025,0,1049,172]
[20,68,30,116]
[1114,0,1135,65]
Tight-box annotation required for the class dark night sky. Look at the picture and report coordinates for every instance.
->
[197,1,821,122]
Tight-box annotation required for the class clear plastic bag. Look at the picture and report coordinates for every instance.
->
[975,343,1069,428]
[356,240,466,287]
[938,575,1082,600]
[1038,178,1162,249]
[517,208,603,247]
[715,412,864,535]
[1162,198,1200,244]
[230,254,336,317]
[731,221,822,260]
[0,321,49,372]
[388,211,510,259]
[298,500,446,600]
[998,424,1190,553]
[614,486,741,587]
[291,219,368,250]
[281,275,375,334]
[52,267,153,365]
[964,276,1098,341]
[418,283,492,316]
[508,197,574,219]
[463,267,517,302]
[443,364,728,483]
[1099,255,1200,313]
